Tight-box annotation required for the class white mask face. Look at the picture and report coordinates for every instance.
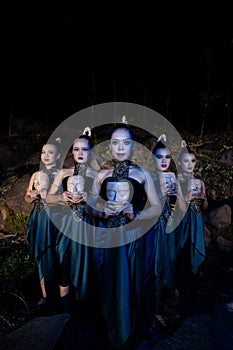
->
[67,175,85,193]
[106,181,130,202]
[34,172,49,191]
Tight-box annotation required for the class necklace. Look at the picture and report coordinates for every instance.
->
[43,166,58,175]
[180,171,194,180]
[112,160,131,181]
[73,163,87,176]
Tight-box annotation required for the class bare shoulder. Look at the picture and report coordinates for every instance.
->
[95,168,112,183]
[59,168,74,177]
[28,171,37,185]
[32,170,40,178]
[52,168,73,185]
[86,166,98,179]
[130,164,151,182]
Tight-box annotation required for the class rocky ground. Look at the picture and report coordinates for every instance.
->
[1,233,233,349]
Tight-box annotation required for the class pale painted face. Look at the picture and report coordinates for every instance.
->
[67,175,85,193]
[179,152,197,173]
[72,138,90,164]
[106,181,130,202]
[154,147,171,172]
[109,128,134,162]
[41,144,60,168]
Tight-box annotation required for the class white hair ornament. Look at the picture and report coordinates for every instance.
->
[55,137,62,143]
[181,140,187,147]
[157,134,166,143]
[83,127,91,136]
[122,115,128,124]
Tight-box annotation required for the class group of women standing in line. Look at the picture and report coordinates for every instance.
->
[25,122,208,350]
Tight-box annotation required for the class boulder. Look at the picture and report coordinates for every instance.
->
[0,314,69,350]
[206,204,231,230]
[5,174,33,217]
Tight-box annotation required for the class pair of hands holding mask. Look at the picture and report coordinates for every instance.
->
[63,175,87,204]
[103,182,134,220]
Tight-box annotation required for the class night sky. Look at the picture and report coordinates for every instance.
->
[2,2,233,135]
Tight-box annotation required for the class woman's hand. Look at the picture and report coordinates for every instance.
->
[29,189,40,200]
[122,203,134,220]
[103,201,119,217]
[103,200,128,217]
[62,191,72,202]
[71,191,87,204]
[63,191,87,204]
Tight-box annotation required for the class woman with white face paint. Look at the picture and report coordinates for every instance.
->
[144,139,186,330]
[87,123,162,349]
[176,146,208,308]
[46,133,98,314]
[24,141,61,310]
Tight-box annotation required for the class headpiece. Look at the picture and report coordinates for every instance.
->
[55,137,62,143]
[181,140,187,147]
[121,115,128,124]
[157,133,166,143]
[82,127,91,136]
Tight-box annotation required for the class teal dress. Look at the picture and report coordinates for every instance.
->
[154,198,177,290]
[98,160,147,349]
[55,174,97,300]
[149,172,177,316]
[154,199,177,313]
[176,179,206,274]
[175,176,206,303]
[26,170,60,297]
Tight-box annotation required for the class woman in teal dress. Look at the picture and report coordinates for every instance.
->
[87,123,162,349]
[24,140,61,308]
[176,146,208,304]
[46,132,98,313]
[144,139,186,329]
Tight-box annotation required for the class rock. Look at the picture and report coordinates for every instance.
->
[0,199,16,231]
[0,145,20,167]
[215,235,233,254]
[219,148,233,166]
[206,204,231,230]
[138,307,233,349]
[0,314,69,350]
[5,174,33,217]
[204,226,212,248]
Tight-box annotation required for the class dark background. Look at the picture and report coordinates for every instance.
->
[2,2,233,136]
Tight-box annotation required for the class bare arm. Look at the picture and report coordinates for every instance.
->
[175,180,187,213]
[24,172,40,204]
[135,169,162,220]
[86,171,106,218]
[46,169,70,203]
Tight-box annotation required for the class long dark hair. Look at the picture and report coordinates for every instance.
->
[109,123,134,140]
[152,140,169,154]
[77,134,94,150]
